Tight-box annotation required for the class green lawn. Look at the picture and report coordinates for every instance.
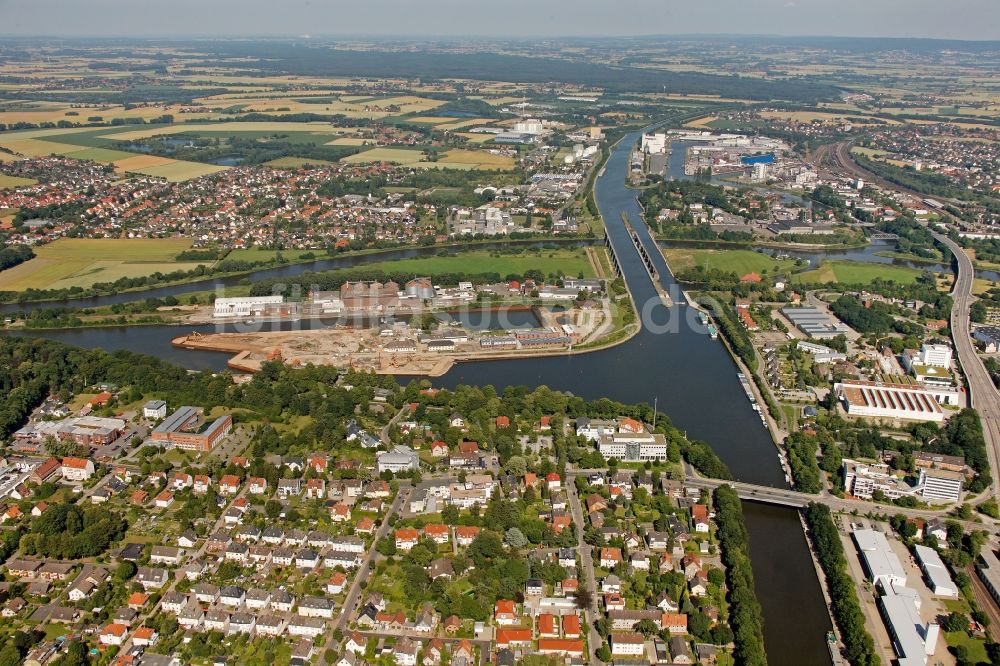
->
[225,248,319,263]
[663,248,800,276]
[361,249,595,278]
[0,174,37,189]
[944,631,989,663]
[792,260,927,285]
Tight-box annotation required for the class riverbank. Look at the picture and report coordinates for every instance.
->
[657,234,871,252]
[0,235,600,307]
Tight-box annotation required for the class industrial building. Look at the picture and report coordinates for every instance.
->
[14,416,126,447]
[877,584,940,666]
[853,529,907,588]
[213,295,285,319]
[913,545,958,598]
[976,547,1000,609]
[849,529,941,664]
[149,406,232,452]
[796,340,847,364]
[834,380,944,423]
[781,307,852,339]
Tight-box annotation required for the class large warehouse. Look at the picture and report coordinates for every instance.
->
[834,380,944,423]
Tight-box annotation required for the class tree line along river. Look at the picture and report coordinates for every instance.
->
[4,130,836,665]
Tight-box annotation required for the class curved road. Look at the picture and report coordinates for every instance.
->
[932,231,1000,500]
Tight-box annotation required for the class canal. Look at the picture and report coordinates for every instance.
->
[5,131,835,664]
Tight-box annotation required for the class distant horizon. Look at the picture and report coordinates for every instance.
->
[0,32,998,46]
[2,0,998,42]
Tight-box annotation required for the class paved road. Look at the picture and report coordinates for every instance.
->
[931,231,1000,501]
[117,483,250,657]
[813,141,1000,504]
[319,485,412,665]
[566,480,602,665]
[569,466,995,535]
[379,404,410,445]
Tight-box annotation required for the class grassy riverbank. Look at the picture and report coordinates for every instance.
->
[0,236,598,305]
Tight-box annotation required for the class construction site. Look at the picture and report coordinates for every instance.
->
[171,299,620,376]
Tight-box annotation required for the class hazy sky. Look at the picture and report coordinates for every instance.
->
[1,0,998,41]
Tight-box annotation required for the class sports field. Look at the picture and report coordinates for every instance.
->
[662,248,800,276]
[360,249,595,278]
[0,238,207,291]
[792,260,926,285]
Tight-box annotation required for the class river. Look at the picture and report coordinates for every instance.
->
[6,131,835,664]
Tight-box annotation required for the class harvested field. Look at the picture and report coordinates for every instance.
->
[0,238,198,291]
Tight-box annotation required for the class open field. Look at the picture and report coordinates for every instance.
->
[663,248,800,276]
[0,174,38,189]
[124,160,229,181]
[341,146,427,166]
[0,126,231,181]
[0,238,199,291]
[792,260,926,285]
[457,132,496,144]
[265,156,342,168]
[683,115,719,128]
[324,137,372,146]
[112,154,176,171]
[224,248,321,263]
[436,149,515,170]
[360,249,595,278]
[104,121,351,141]
[851,146,909,168]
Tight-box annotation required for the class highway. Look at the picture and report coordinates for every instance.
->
[931,230,1000,500]
[820,141,1000,503]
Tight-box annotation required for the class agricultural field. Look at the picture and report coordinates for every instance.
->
[0,174,38,189]
[120,160,228,181]
[0,238,206,291]
[265,156,341,168]
[341,146,428,167]
[457,132,496,144]
[436,149,515,170]
[792,260,927,285]
[360,248,595,278]
[0,126,232,181]
[662,248,801,276]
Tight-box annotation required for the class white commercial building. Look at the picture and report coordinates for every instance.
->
[640,133,667,154]
[598,432,667,462]
[917,343,952,368]
[913,545,958,598]
[835,380,944,423]
[142,400,167,419]
[376,445,420,474]
[853,529,907,588]
[842,459,915,500]
[917,468,963,502]
[213,296,284,318]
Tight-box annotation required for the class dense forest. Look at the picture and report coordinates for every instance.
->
[0,244,35,272]
[192,42,841,102]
